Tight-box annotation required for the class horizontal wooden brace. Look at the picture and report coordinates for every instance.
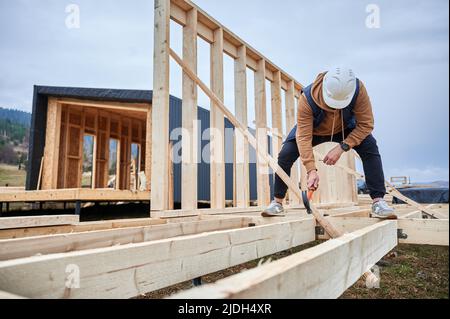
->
[170,221,398,299]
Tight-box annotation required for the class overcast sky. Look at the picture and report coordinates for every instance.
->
[0,0,448,182]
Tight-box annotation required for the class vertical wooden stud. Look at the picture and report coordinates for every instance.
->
[254,59,271,207]
[286,80,301,205]
[151,0,171,211]
[42,98,62,190]
[182,8,198,210]
[210,27,226,209]
[234,45,250,208]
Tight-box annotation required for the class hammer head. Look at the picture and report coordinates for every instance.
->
[302,190,314,214]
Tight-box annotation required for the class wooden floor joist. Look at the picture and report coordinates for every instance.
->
[0,215,79,230]
[0,217,168,240]
[0,216,253,261]
[0,217,315,299]
[170,221,398,299]
[319,217,449,246]
[0,188,150,203]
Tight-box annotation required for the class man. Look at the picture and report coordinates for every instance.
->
[262,66,396,219]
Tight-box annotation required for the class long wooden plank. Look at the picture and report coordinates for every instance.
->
[181,7,198,210]
[320,217,449,246]
[399,218,449,246]
[42,98,62,190]
[151,206,265,219]
[234,45,250,208]
[271,70,283,157]
[210,27,226,209]
[254,58,271,207]
[145,102,152,191]
[0,215,79,230]
[151,0,171,211]
[0,218,315,299]
[0,217,167,240]
[0,189,150,203]
[285,81,300,205]
[170,221,397,299]
[0,217,252,261]
[57,98,150,113]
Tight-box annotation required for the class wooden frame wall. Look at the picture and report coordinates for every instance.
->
[41,101,149,192]
[152,0,358,212]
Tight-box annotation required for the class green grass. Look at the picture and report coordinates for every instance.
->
[342,244,449,299]
[0,164,26,187]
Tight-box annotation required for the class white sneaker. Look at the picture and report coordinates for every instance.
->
[372,200,397,220]
[262,201,286,217]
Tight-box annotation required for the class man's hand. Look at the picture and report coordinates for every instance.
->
[323,145,345,166]
[307,170,320,191]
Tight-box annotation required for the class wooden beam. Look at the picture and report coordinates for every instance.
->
[0,218,315,299]
[0,215,79,231]
[57,98,150,113]
[145,106,153,192]
[285,81,300,205]
[181,7,198,210]
[271,70,283,157]
[42,98,62,190]
[0,217,166,240]
[151,206,265,219]
[0,189,150,203]
[320,217,449,246]
[0,217,252,261]
[254,59,271,207]
[170,221,397,299]
[399,218,449,246]
[210,27,226,209]
[234,45,250,208]
[151,0,171,211]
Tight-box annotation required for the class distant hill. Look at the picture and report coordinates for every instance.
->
[0,107,31,127]
[0,107,31,166]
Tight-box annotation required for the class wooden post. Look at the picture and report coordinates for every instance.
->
[145,106,152,192]
[181,8,198,210]
[271,71,283,157]
[210,27,226,209]
[254,59,271,207]
[234,45,250,208]
[91,112,98,190]
[168,142,174,210]
[42,98,62,190]
[286,81,300,205]
[151,0,171,212]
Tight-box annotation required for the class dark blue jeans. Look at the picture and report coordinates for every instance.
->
[274,132,387,200]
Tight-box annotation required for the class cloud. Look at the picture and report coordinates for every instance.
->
[0,0,448,183]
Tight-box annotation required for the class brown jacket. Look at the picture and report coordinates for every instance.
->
[296,73,375,173]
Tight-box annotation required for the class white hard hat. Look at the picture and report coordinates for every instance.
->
[322,66,357,110]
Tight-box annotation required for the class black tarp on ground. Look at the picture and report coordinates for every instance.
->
[393,187,449,204]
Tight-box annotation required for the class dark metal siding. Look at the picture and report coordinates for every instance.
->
[26,87,48,190]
